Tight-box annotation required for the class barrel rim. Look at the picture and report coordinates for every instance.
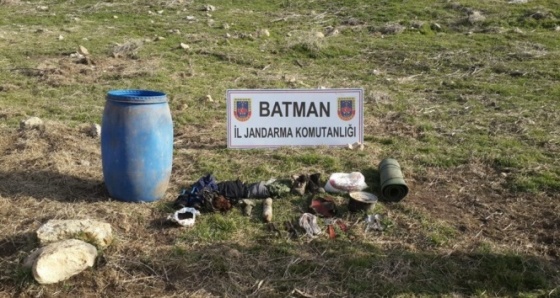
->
[107,89,167,103]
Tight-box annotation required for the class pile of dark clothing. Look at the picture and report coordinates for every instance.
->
[172,173,324,213]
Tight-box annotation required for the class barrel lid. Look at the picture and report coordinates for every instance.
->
[107,90,167,104]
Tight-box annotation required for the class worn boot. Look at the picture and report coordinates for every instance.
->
[291,174,308,195]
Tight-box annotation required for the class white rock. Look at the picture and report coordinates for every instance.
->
[258,29,270,38]
[204,95,214,102]
[58,34,64,41]
[36,219,113,248]
[325,26,339,36]
[555,26,560,32]
[508,0,528,3]
[20,117,44,130]
[37,5,49,11]
[32,239,97,284]
[186,15,196,21]
[222,23,230,30]
[87,123,101,138]
[78,45,89,56]
[180,43,190,50]
[203,4,216,11]
[113,15,118,19]
[468,11,486,24]
[314,31,325,38]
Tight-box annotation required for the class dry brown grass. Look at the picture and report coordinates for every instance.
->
[0,119,558,297]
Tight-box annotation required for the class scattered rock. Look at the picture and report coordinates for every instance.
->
[225,33,231,38]
[410,20,425,29]
[314,31,325,38]
[258,29,270,38]
[431,22,443,32]
[555,26,560,32]
[202,4,216,11]
[222,23,230,30]
[508,0,528,3]
[467,11,486,24]
[155,36,165,41]
[513,27,524,34]
[113,15,118,19]
[168,29,181,34]
[78,45,89,56]
[347,142,365,151]
[207,19,215,27]
[57,34,64,41]
[36,5,48,11]
[204,95,214,102]
[380,23,405,35]
[157,10,164,14]
[186,15,196,21]
[325,26,339,37]
[78,160,91,167]
[179,43,190,50]
[20,117,44,130]
[30,239,97,284]
[36,219,113,248]
[86,123,101,138]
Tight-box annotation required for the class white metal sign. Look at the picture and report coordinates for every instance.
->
[226,89,363,148]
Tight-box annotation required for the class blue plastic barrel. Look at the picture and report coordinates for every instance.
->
[101,90,173,202]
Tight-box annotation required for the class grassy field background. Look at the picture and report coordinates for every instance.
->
[0,0,559,297]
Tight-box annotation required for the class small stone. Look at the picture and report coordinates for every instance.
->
[78,160,91,167]
[179,43,190,50]
[155,36,165,41]
[204,95,213,102]
[37,5,49,11]
[157,10,164,14]
[513,27,524,34]
[555,26,560,32]
[203,4,216,12]
[20,117,44,130]
[31,239,97,284]
[225,33,231,38]
[78,45,89,56]
[73,17,80,22]
[468,11,486,24]
[207,19,215,27]
[258,29,270,38]
[431,22,442,32]
[222,23,230,30]
[186,15,196,21]
[57,35,64,41]
[314,31,325,38]
[113,15,118,19]
[70,52,84,59]
[508,0,528,3]
[86,123,101,138]
[150,20,155,24]
[325,26,339,36]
